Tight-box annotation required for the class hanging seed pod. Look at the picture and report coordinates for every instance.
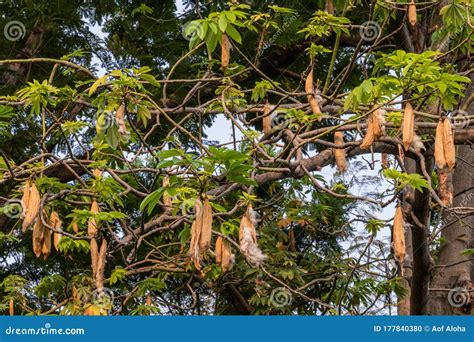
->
[220,238,232,272]
[21,179,31,219]
[189,199,203,270]
[221,33,230,69]
[88,200,99,237]
[392,206,406,264]
[95,239,107,290]
[239,204,266,266]
[402,102,415,151]
[215,236,223,265]
[262,102,272,135]
[50,211,63,251]
[360,109,384,150]
[9,297,14,316]
[115,104,127,135]
[199,197,213,251]
[72,222,79,234]
[381,153,389,169]
[408,0,417,27]
[325,0,335,14]
[41,224,52,260]
[90,238,99,280]
[32,218,44,258]
[162,176,172,208]
[305,67,322,117]
[333,131,347,172]
[22,182,40,233]
[443,119,455,169]
[438,168,453,207]
[434,120,446,169]
[146,294,152,306]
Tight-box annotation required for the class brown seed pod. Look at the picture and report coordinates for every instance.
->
[438,167,453,207]
[360,109,384,150]
[115,104,127,135]
[32,217,44,258]
[146,294,152,306]
[72,222,79,234]
[215,236,223,265]
[220,238,232,272]
[90,238,99,280]
[393,206,406,264]
[333,131,347,172]
[381,153,388,169]
[22,182,40,233]
[162,176,172,208]
[41,224,52,260]
[88,200,99,237]
[305,67,322,117]
[262,102,272,135]
[402,102,414,151]
[434,120,446,169]
[95,239,107,290]
[325,0,335,15]
[9,297,14,316]
[221,33,230,70]
[239,204,266,266]
[50,211,63,251]
[443,119,455,169]
[199,197,213,251]
[21,179,31,220]
[408,0,417,27]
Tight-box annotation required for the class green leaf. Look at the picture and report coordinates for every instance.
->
[225,24,241,44]
[110,266,127,285]
[88,75,107,96]
[218,14,228,32]
[140,188,166,215]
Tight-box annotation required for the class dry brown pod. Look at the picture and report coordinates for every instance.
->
[162,176,172,208]
[434,120,446,169]
[88,200,99,237]
[21,179,31,220]
[262,102,272,135]
[146,294,152,306]
[72,222,79,234]
[392,206,406,264]
[22,182,40,233]
[333,131,347,172]
[189,196,214,270]
[115,104,127,135]
[220,238,232,272]
[32,217,44,258]
[360,109,384,149]
[325,0,335,14]
[95,239,107,290]
[305,67,322,117]
[51,211,63,251]
[199,197,213,251]
[402,102,415,151]
[408,0,417,27]
[221,33,230,69]
[443,118,455,169]
[9,297,14,316]
[90,238,99,280]
[215,236,223,265]
[438,167,453,207]
[41,224,52,260]
[239,204,266,266]
[381,153,388,169]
